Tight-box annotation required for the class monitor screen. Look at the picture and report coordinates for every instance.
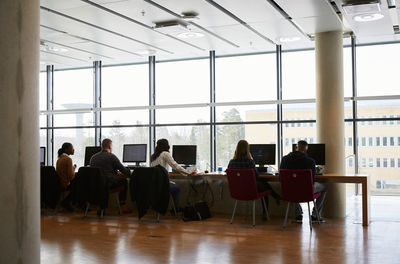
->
[249,144,276,165]
[291,143,326,165]
[172,145,197,165]
[84,146,102,166]
[40,147,46,166]
[123,144,147,163]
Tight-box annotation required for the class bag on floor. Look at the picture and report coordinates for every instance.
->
[182,201,211,222]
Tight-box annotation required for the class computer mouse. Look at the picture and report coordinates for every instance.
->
[204,170,209,174]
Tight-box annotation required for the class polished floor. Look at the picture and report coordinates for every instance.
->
[41,196,400,264]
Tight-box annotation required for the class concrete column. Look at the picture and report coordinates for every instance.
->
[315,31,346,218]
[0,0,40,263]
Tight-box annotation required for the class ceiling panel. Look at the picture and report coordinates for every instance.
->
[274,0,343,34]
[39,0,400,69]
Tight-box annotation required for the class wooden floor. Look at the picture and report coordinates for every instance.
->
[41,206,400,264]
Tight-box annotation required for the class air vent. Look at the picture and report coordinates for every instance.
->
[394,25,400,33]
[153,20,190,35]
[342,0,381,15]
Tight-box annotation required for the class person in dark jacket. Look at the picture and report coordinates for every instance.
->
[280,140,327,223]
[228,140,281,220]
[90,138,132,214]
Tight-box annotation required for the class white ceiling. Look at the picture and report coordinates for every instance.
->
[39,0,400,70]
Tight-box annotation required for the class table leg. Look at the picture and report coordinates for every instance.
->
[362,178,370,226]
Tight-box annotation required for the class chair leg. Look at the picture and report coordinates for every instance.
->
[252,200,256,227]
[84,203,90,217]
[230,200,238,224]
[283,202,290,229]
[156,212,160,223]
[313,200,321,225]
[100,209,104,219]
[116,194,122,215]
[262,197,270,221]
[170,194,177,217]
[307,202,312,230]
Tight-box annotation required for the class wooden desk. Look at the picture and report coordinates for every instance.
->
[170,172,370,226]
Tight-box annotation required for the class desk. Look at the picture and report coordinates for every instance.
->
[170,172,370,226]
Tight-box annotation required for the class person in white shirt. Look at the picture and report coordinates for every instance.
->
[150,138,196,213]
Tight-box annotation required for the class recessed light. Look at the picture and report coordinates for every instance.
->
[353,13,384,22]
[177,31,204,39]
[278,36,301,43]
[135,49,157,55]
[47,46,68,53]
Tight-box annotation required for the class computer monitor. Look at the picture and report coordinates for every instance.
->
[291,143,326,165]
[40,147,46,166]
[123,144,147,166]
[250,144,276,165]
[172,145,197,167]
[84,146,102,166]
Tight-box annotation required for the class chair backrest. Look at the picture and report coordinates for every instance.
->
[40,166,62,208]
[75,166,107,207]
[279,169,314,203]
[131,166,170,219]
[226,168,259,201]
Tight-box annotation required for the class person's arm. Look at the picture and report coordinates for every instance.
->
[248,159,260,179]
[112,154,131,177]
[310,159,316,183]
[280,156,286,170]
[67,157,75,181]
[164,152,191,175]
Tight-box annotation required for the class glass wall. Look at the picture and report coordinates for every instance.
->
[39,42,400,199]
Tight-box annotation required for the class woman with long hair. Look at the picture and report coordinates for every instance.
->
[227,140,281,219]
[150,138,196,213]
[56,142,76,211]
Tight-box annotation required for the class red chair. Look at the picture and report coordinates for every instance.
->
[226,168,271,227]
[279,169,321,230]
[109,186,125,216]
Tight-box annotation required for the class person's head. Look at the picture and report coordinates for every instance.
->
[233,140,251,160]
[101,138,113,152]
[57,142,74,158]
[151,138,170,162]
[296,140,308,153]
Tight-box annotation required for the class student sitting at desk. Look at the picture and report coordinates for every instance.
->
[90,138,131,214]
[56,142,76,211]
[280,140,327,223]
[150,138,196,214]
[227,140,281,220]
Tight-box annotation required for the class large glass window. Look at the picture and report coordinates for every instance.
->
[216,54,276,102]
[102,64,148,107]
[357,43,400,96]
[53,69,93,110]
[156,126,210,171]
[216,124,277,171]
[53,128,95,168]
[102,127,149,166]
[282,50,315,99]
[156,59,209,105]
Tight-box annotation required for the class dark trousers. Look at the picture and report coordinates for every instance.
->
[256,179,280,214]
[294,182,328,217]
[169,182,181,209]
[61,178,76,205]
[108,177,128,203]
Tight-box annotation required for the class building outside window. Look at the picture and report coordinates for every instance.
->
[376,158,381,168]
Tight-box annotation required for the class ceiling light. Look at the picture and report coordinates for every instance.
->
[177,31,204,39]
[135,49,157,55]
[47,46,68,53]
[353,13,384,22]
[278,36,301,43]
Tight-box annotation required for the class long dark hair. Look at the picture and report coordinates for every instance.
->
[58,142,72,158]
[233,140,251,160]
[151,139,170,162]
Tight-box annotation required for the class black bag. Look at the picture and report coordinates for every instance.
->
[182,201,211,222]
